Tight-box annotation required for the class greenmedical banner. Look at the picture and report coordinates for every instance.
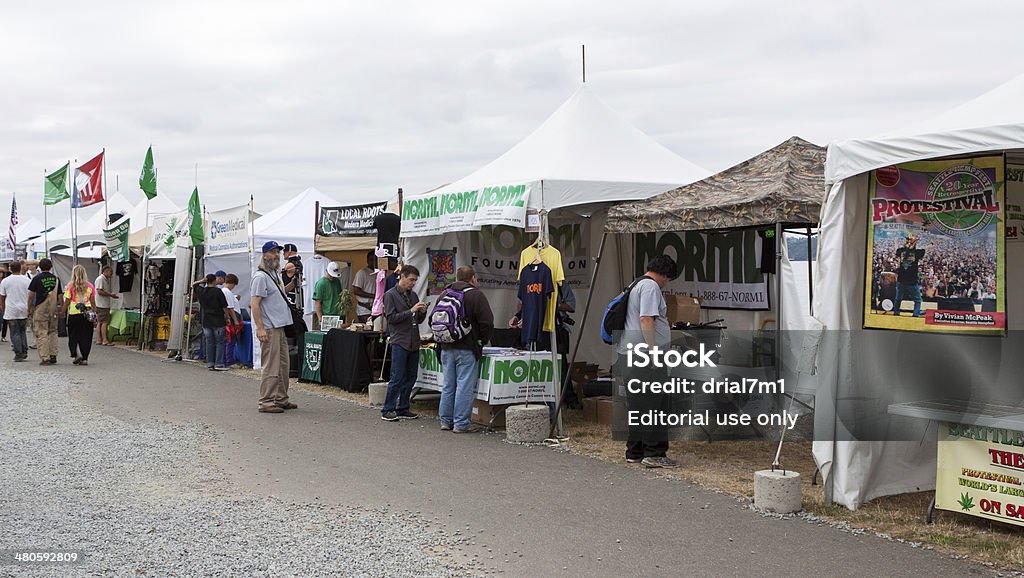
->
[103,218,131,262]
[400,183,531,237]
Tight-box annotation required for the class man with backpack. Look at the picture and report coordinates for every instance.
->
[433,266,493,433]
[616,255,679,468]
[381,265,427,422]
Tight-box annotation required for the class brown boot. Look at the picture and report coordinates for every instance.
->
[258,406,284,413]
[277,402,298,410]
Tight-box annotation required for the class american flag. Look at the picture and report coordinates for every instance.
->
[7,194,17,251]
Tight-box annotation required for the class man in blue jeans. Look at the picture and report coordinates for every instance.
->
[381,265,427,421]
[193,274,234,371]
[439,266,494,433]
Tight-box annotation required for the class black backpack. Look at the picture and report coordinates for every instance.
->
[600,276,653,345]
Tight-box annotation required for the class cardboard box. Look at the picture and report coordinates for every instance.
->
[582,396,615,424]
[664,293,702,325]
[581,397,599,422]
[471,399,506,428]
[595,397,615,425]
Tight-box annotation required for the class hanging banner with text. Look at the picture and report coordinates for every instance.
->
[149,210,192,259]
[937,422,1024,527]
[317,202,388,237]
[205,204,251,256]
[634,229,769,310]
[400,183,531,237]
[463,219,593,290]
[103,218,131,262]
[415,348,557,403]
[865,156,1005,333]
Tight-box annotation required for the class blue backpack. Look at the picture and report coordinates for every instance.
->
[600,276,652,345]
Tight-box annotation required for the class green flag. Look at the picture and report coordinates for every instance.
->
[139,146,157,200]
[44,163,70,206]
[188,187,203,246]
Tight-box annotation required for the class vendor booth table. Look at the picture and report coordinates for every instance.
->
[300,329,386,391]
[108,309,142,344]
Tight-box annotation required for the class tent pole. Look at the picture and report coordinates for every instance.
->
[806,226,814,317]
[550,230,608,437]
[138,196,150,351]
[774,222,783,381]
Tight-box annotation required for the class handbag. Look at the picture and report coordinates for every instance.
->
[259,269,304,324]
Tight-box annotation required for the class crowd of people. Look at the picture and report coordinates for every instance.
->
[3,243,682,466]
[871,233,998,314]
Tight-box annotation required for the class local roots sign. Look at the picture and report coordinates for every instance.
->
[205,204,251,256]
[400,183,530,237]
[634,229,769,310]
[865,156,1005,333]
[317,202,388,237]
[938,423,1024,527]
[415,348,557,403]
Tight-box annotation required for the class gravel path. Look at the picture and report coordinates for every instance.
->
[0,370,476,577]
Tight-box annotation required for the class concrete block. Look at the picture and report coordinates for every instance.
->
[753,469,802,514]
[505,404,549,443]
[368,382,388,406]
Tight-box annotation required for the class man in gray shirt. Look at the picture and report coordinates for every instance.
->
[250,241,297,414]
[616,255,678,469]
[381,265,427,421]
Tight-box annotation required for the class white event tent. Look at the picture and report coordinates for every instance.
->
[403,85,708,364]
[812,73,1024,509]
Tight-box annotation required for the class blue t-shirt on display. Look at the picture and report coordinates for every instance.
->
[518,261,554,345]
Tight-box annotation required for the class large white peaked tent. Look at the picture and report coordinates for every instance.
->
[403,85,708,369]
[406,84,709,215]
[812,73,1024,509]
[253,187,343,252]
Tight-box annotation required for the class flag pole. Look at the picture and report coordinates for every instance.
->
[43,169,48,258]
[139,164,154,351]
[102,148,109,222]
[71,158,78,266]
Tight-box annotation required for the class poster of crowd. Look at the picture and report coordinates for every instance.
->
[864,156,1005,333]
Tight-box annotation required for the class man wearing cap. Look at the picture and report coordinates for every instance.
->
[312,262,343,330]
[250,241,297,413]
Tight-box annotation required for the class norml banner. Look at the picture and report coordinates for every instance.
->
[317,202,388,237]
[205,204,251,256]
[400,183,531,237]
[103,218,131,262]
[464,218,592,290]
[634,229,769,310]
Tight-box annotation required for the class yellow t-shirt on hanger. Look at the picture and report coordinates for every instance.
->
[518,244,565,333]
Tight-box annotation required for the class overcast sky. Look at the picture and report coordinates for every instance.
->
[3,0,1023,226]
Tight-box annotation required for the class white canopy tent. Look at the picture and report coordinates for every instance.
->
[812,73,1024,509]
[405,85,708,217]
[126,194,182,249]
[403,85,708,367]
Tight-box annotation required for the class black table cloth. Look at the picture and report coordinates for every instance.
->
[321,329,376,392]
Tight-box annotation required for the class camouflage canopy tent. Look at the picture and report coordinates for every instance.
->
[561,137,829,422]
[603,136,826,233]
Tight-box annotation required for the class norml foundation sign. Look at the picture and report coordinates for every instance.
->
[401,183,532,237]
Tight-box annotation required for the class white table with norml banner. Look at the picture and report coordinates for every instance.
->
[414,346,558,405]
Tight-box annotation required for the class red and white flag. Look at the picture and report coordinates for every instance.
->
[72,151,105,208]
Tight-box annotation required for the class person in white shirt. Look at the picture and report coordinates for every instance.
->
[94,266,119,346]
[0,260,32,361]
[351,250,378,323]
[222,273,243,316]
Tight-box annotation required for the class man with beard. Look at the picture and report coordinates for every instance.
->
[250,241,297,414]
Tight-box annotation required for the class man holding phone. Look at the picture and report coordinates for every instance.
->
[380,265,427,421]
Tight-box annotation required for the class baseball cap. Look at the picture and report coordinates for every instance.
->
[214,270,226,277]
[262,241,282,253]
[327,261,341,278]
